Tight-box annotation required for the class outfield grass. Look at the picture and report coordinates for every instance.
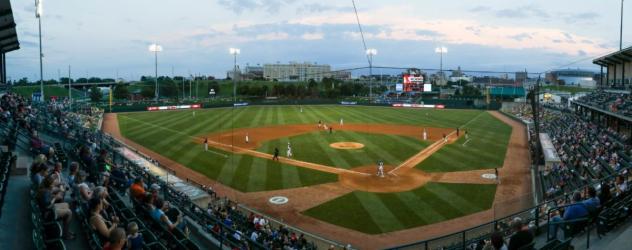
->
[117,106,509,193]
[258,131,430,169]
[303,183,497,234]
[416,112,512,172]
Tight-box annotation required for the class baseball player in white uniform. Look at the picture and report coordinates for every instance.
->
[204,138,208,151]
[423,128,427,141]
[340,118,344,126]
[286,142,293,158]
[377,160,385,177]
[245,133,250,144]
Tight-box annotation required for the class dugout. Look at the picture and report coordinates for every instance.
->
[539,133,561,171]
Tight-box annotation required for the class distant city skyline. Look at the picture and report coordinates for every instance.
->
[6,0,630,81]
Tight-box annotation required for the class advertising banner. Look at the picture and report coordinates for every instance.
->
[146,104,202,111]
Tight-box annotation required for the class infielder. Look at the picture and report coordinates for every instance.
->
[245,133,250,144]
[323,123,328,130]
[272,147,279,161]
[204,138,208,151]
[286,142,293,158]
[422,128,427,141]
[340,118,344,126]
[465,130,469,140]
[377,160,385,177]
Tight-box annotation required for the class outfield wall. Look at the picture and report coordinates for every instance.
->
[96,98,502,113]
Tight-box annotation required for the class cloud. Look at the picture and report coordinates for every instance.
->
[301,32,324,40]
[563,12,600,24]
[290,8,612,57]
[508,33,532,41]
[469,6,491,13]
[216,0,296,14]
[256,32,290,40]
[297,3,352,14]
[20,40,38,48]
[495,5,550,19]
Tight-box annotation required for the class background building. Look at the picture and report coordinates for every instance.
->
[264,62,331,82]
[545,69,597,88]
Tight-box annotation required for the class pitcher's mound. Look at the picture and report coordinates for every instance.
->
[330,142,364,150]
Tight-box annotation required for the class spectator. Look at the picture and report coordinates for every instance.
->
[150,199,182,231]
[129,177,146,201]
[30,130,54,157]
[103,227,127,250]
[550,192,589,239]
[89,197,120,242]
[483,231,507,250]
[126,222,144,250]
[582,186,600,214]
[37,176,75,240]
[508,218,533,250]
[30,162,48,186]
[615,175,628,197]
[67,162,79,189]
[599,182,612,205]
[150,183,161,201]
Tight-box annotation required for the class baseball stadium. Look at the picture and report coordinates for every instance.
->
[1,0,632,250]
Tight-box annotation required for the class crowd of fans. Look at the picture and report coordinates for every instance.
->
[576,90,632,117]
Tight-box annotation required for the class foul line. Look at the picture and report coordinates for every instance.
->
[462,139,472,147]
[120,116,370,176]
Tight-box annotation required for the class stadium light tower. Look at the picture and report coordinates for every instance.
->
[35,0,44,101]
[366,48,377,102]
[149,43,163,101]
[435,46,448,80]
[621,0,625,50]
[229,48,240,103]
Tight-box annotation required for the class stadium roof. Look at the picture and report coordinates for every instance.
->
[593,46,632,66]
[0,0,18,54]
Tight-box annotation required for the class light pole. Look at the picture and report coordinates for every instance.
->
[366,48,377,102]
[68,65,71,110]
[229,48,240,104]
[35,0,44,101]
[149,44,163,101]
[435,46,448,82]
[621,0,625,50]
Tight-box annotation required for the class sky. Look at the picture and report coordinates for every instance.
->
[7,0,631,81]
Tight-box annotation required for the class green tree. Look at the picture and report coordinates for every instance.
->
[140,86,155,99]
[89,86,102,102]
[113,85,130,99]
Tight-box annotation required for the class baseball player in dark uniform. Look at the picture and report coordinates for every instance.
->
[273,147,279,161]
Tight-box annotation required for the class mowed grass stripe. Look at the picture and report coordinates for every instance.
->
[418,112,511,172]
[297,108,355,169]
[123,111,194,137]
[247,147,269,192]
[396,191,446,223]
[216,154,244,186]
[352,192,406,233]
[303,193,383,234]
[336,131,402,166]
[147,109,239,154]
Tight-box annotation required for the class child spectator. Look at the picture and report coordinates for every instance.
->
[126,222,144,250]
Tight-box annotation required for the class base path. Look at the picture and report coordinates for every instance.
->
[103,110,532,249]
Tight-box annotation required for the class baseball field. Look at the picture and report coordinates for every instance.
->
[104,105,526,244]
